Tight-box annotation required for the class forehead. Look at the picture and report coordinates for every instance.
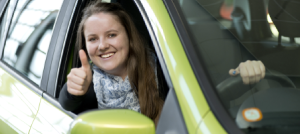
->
[84,13,122,32]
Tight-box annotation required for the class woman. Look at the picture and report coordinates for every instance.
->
[59,1,163,124]
[59,0,265,125]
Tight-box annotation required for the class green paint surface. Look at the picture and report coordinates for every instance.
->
[70,109,155,134]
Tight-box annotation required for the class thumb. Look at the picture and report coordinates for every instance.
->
[79,49,90,70]
[229,67,240,76]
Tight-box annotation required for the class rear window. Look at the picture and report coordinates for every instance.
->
[176,0,300,133]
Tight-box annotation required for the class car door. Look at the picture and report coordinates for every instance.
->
[28,0,80,133]
[31,0,113,133]
[0,0,44,133]
[0,0,75,133]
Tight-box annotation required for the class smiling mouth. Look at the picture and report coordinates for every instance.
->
[100,53,115,58]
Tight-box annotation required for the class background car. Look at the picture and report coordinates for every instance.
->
[0,0,299,134]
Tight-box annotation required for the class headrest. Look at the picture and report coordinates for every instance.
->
[269,0,300,37]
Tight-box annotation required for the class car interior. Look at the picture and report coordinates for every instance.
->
[179,0,300,131]
[56,0,170,114]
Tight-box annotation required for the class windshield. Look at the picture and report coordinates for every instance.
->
[175,0,300,133]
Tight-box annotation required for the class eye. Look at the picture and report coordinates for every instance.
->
[88,37,96,42]
[109,34,116,38]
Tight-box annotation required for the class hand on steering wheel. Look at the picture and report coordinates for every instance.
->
[229,60,265,85]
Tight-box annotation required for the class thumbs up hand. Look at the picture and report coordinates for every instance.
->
[67,50,92,96]
[229,60,265,85]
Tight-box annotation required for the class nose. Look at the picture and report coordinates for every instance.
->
[98,38,109,51]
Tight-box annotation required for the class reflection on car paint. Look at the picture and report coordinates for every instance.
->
[0,68,41,133]
[30,99,73,134]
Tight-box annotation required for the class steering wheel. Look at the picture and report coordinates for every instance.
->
[216,72,296,109]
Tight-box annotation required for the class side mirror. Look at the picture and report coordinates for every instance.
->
[69,109,155,134]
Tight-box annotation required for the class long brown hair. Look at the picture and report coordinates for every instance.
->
[76,0,163,122]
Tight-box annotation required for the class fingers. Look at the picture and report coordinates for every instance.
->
[68,68,87,80]
[79,49,90,71]
[252,61,263,83]
[66,69,86,95]
[66,50,93,96]
[230,60,266,85]
[239,62,250,84]
[67,69,86,85]
[66,66,91,96]
[67,80,83,92]
[238,60,266,85]
[67,85,86,96]
[259,61,265,78]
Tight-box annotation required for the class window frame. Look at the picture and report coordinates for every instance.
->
[55,0,89,99]
[162,0,244,133]
[0,0,14,60]
[41,0,79,97]
[0,0,9,14]
[133,0,188,133]
[39,0,80,118]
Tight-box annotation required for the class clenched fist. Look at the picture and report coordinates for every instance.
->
[67,50,92,96]
[229,60,265,85]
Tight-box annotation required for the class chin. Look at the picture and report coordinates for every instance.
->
[99,66,117,73]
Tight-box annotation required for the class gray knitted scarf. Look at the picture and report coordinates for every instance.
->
[92,65,140,112]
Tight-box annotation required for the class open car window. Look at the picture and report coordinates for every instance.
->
[175,0,300,133]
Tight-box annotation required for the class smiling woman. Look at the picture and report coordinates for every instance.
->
[58,0,164,125]
[84,13,129,79]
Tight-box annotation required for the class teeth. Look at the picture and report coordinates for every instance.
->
[101,53,114,58]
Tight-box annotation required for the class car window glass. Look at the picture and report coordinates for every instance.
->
[0,10,6,44]
[2,0,63,85]
[0,0,15,46]
[176,0,300,133]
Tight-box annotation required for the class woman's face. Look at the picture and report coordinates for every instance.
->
[84,13,129,78]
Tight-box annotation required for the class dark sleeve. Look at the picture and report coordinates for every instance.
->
[58,82,98,114]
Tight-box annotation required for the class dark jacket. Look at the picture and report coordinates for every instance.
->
[58,82,98,114]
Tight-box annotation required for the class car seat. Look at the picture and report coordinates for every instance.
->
[268,0,300,46]
[231,0,272,41]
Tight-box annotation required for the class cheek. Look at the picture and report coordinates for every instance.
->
[119,42,129,58]
[86,44,97,56]
[124,45,129,56]
[119,36,130,53]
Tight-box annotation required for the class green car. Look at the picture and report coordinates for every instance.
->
[0,0,299,133]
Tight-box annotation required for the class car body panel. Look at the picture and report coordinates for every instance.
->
[141,0,213,133]
[0,67,41,134]
[30,98,73,134]
[196,111,227,134]
[70,109,155,134]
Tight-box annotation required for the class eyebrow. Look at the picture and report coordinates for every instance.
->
[85,29,119,37]
[86,34,97,38]
[105,29,118,33]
